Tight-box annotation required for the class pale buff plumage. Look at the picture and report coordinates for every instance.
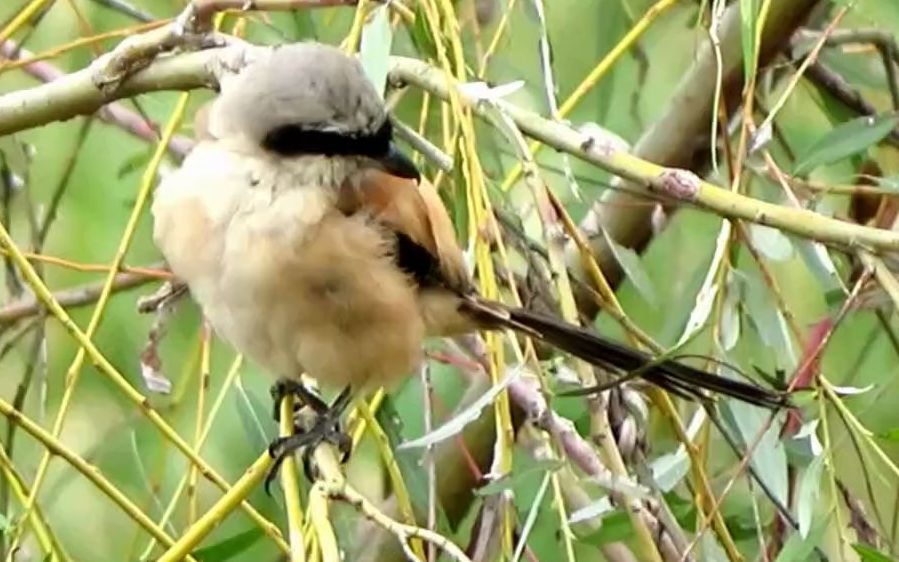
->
[152,42,786,410]
[152,140,453,390]
[152,43,473,390]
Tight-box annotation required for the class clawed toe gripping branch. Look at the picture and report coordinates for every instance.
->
[265,381,353,492]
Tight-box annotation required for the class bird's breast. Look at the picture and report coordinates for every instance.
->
[151,144,334,376]
[151,143,425,389]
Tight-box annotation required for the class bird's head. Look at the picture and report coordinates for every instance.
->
[207,42,420,182]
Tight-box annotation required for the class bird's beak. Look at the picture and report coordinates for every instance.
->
[376,143,421,183]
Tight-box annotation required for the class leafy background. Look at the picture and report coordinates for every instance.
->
[1,0,899,561]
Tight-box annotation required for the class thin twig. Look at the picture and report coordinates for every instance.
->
[137,355,244,560]
[191,0,359,29]
[278,395,307,562]
[7,89,194,558]
[812,27,899,109]
[389,55,899,253]
[325,480,474,562]
[0,251,169,280]
[0,442,66,560]
[2,42,899,252]
[88,0,156,22]
[0,162,289,557]
[420,363,437,562]
[0,269,161,324]
[391,117,453,172]
[802,58,899,147]
[0,396,194,559]
[156,453,273,562]
[0,317,38,361]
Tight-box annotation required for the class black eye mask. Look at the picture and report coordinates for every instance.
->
[261,119,420,181]
[262,119,392,159]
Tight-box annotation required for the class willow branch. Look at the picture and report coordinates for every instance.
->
[0,46,214,136]
[2,43,896,258]
[156,453,272,562]
[1,40,194,156]
[191,0,358,28]
[319,462,473,562]
[0,396,193,560]
[0,268,162,324]
[572,0,821,304]
[388,57,899,252]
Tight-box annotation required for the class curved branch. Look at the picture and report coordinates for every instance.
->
[0,47,217,135]
[2,44,896,258]
[570,0,822,303]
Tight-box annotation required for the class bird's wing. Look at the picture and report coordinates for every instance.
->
[338,170,472,294]
[336,168,787,409]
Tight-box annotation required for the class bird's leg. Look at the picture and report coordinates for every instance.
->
[265,386,353,492]
[269,378,329,422]
[300,388,353,480]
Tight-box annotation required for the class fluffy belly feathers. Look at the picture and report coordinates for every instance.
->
[151,145,424,390]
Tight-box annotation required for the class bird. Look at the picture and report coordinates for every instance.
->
[151,42,787,483]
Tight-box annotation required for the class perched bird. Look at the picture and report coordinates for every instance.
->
[151,42,786,480]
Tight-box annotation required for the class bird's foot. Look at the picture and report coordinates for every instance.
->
[269,378,329,422]
[264,386,352,493]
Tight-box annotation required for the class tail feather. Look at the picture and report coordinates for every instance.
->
[463,299,787,409]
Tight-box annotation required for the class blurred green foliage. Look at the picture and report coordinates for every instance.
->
[1,1,899,561]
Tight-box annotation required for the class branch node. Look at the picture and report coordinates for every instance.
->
[653,169,699,202]
[90,3,225,95]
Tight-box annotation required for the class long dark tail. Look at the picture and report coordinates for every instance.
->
[463,299,787,409]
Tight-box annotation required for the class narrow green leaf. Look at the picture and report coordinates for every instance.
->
[650,449,690,492]
[376,397,428,511]
[359,5,393,98]
[569,496,613,525]
[823,288,846,315]
[408,3,438,60]
[787,420,823,466]
[719,273,741,351]
[728,515,768,541]
[794,235,842,297]
[232,383,273,454]
[774,514,828,562]
[290,9,317,39]
[878,428,899,441]
[796,455,824,538]
[573,510,634,546]
[740,0,761,83]
[794,113,899,175]
[853,543,897,562]
[743,270,795,368]
[749,224,793,262]
[194,529,264,561]
[602,230,657,306]
[701,533,729,562]
[398,368,520,450]
[722,400,788,506]
[379,395,456,535]
[475,458,563,496]
[675,221,729,346]
[664,492,697,529]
